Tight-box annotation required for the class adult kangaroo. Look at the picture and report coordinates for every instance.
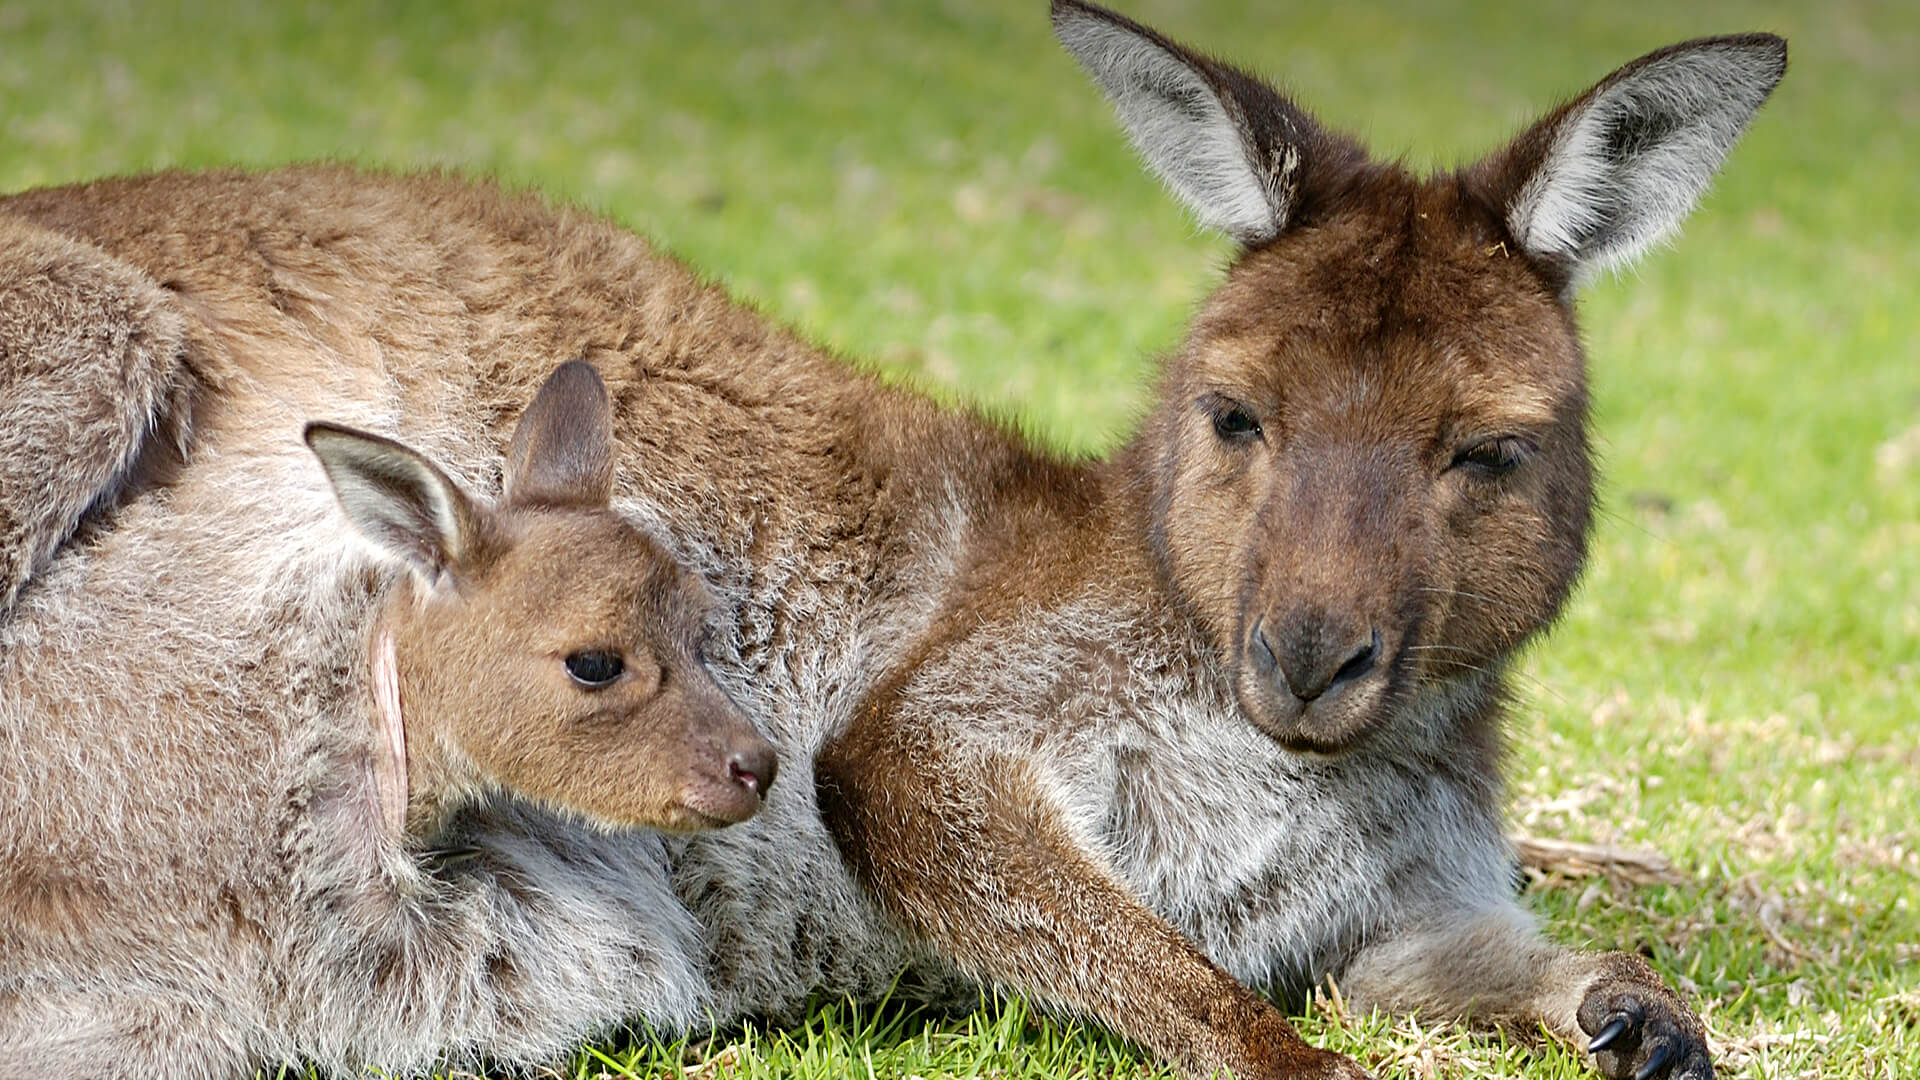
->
[0,2,1783,1078]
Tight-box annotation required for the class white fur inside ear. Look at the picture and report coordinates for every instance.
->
[307,425,469,578]
[1056,10,1280,242]
[335,467,463,565]
[1509,39,1783,283]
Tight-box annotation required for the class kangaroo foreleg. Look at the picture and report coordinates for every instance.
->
[0,217,203,612]
[1340,903,1711,1080]
[818,725,1371,1080]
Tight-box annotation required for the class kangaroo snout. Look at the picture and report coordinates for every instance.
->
[1251,611,1381,704]
[1240,601,1397,754]
[673,702,780,829]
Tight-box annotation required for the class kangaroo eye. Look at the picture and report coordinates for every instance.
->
[1450,436,1534,475]
[564,650,625,689]
[1206,399,1263,442]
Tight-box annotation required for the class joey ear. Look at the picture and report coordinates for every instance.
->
[1051,0,1364,245]
[306,422,483,580]
[503,359,615,509]
[1481,34,1786,287]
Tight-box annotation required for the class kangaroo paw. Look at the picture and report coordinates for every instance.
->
[0,217,200,611]
[1577,956,1713,1080]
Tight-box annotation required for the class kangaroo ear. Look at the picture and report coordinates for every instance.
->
[503,360,615,509]
[1051,0,1364,245]
[1480,34,1787,287]
[306,422,482,579]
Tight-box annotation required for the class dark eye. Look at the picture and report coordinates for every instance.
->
[1450,436,1534,475]
[564,650,625,689]
[1208,400,1262,442]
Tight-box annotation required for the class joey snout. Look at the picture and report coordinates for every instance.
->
[662,680,779,829]
[722,731,778,805]
[669,729,777,828]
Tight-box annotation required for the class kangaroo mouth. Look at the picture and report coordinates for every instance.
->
[1267,727,1361,757]
[1232,660,1395,757]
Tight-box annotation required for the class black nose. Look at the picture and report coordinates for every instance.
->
[726,741,778,800]
[1253,615,1380,702]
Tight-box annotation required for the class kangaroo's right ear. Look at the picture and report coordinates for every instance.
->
[1051,0,1366,246]
[305,422,482,580]
[503,359,615,510]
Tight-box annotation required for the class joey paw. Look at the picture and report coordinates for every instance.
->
[1577,972,1713,1080]
[1299,1046,1376,1080]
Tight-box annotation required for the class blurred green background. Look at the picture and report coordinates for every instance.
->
[3,1,1913,1077]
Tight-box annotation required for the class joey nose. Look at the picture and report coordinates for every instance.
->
[726,740,778,800]
[1269,614,1380,703]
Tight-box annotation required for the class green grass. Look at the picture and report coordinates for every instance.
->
[7,0,1915,1077]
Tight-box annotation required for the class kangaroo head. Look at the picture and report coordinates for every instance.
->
[307,361,776,834]
[1056,0,1784,753]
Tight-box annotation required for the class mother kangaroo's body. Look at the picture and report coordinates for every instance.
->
[0,4,1784,1079]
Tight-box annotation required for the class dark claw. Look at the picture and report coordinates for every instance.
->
[422,844,484,870]
[1589,1015,1631,1053]
[1633,1040,1676,1080]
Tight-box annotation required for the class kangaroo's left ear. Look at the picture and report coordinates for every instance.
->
[1477,34,1787,288]
[1051,0,1367,246]
[306,422,486,581]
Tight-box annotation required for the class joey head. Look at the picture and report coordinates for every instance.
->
[307,360,776,836]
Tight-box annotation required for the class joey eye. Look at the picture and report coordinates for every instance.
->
[1208,400,1262,442]
[564,649,625,689]
[1450,436,1534,476]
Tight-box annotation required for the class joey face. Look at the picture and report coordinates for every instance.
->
[1150,189,1593,753]
[398,510,775,832]
[310,359,776,836]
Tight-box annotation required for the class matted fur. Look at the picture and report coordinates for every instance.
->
[0,5,1782,1078]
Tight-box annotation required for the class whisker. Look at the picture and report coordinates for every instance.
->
[1414,585,1541,621]
[1396,644,1575,710]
